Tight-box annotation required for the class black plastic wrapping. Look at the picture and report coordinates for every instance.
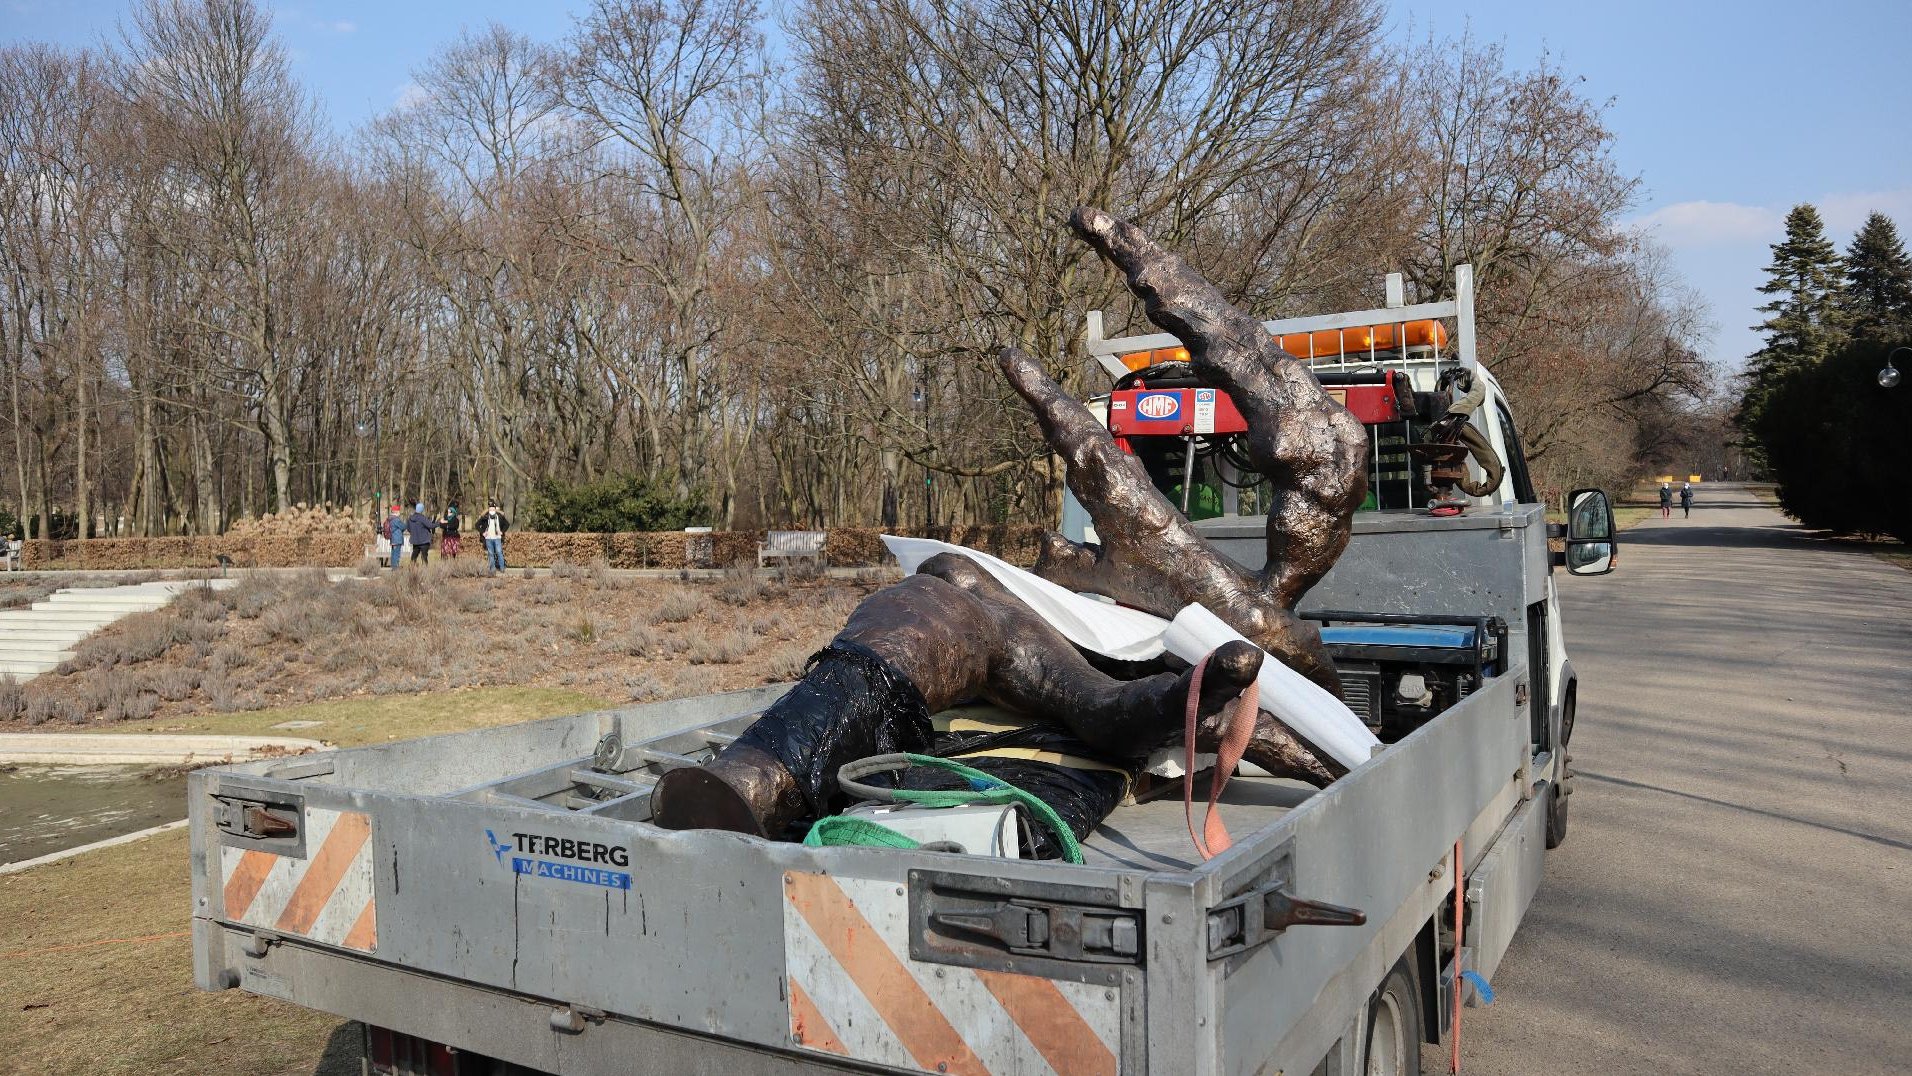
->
[730,640,934,819]
[900,720,1132,861]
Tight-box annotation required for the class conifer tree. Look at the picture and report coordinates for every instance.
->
[1843,211,1912,340]
[1739,204,1847,448]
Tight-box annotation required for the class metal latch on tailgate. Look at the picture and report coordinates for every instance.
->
[211,790,306,856]
[1206,882,1366,960]
[931,898,1139,961]
[909,869,1140,984]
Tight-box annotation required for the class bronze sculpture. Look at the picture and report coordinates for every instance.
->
[654,208,1369,851]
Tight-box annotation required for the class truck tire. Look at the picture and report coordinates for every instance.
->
[1361,954,1424,1076]
[1545,778,1569,848]
[1545,698,1575,849]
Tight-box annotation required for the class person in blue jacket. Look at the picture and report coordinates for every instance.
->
[385,506,405,569]
[406,502,437,564]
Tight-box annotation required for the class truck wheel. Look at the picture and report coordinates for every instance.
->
[1361,954,1424,1076]
[1545,778,1569,849]
[1546,697,1574,849]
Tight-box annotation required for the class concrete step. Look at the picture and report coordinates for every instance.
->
[0,584,216,682]
[42,584,182,596]
[31,600,172,614]
[0,619,111,634]
[43,587,180,599]
[0,626,96,641]
[0,615,117,629]
[0,637,76,651]
[0,653,72,668]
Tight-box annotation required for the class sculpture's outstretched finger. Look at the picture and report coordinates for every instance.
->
[998,346,1256,615]
[1069,207,1263,347]
[1069,207,1368,610]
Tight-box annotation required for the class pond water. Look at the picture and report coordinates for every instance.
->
[0,764,188,865]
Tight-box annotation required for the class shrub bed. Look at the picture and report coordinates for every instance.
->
[21,525,1054,571]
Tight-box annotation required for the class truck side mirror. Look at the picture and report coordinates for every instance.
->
[1564,488,1616,576]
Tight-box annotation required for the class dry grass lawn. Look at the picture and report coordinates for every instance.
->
[0,685,631,1076]
[65,685,614,748]
[0,827,358,1076]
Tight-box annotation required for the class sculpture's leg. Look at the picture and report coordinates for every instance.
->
[649,560,1306,837]
[918,554,1339,784]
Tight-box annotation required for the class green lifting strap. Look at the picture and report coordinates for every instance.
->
[822,752,1085,865]
[802,815,923,850]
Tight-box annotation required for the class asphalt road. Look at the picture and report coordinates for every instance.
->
[1436,484,1912,1074]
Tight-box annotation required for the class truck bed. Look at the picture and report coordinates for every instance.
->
[189,507,1555,1074]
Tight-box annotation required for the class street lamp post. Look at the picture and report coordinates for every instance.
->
[1880,347,1908,389]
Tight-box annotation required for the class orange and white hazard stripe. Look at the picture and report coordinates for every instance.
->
[784,871,1121,1075]
[220,807,376,953]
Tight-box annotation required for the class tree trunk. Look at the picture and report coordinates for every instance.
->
[73,358,89,539]
[189,408,217,535]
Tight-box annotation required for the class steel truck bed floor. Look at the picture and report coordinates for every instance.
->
[1081,779,1314,870]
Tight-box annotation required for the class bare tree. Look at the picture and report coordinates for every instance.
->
[121,0,315,514]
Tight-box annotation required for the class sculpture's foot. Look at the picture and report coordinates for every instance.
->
[1171,640,1263,734]
[652,744,803,837]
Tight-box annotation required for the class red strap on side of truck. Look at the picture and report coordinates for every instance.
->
[1182,651,1260,861]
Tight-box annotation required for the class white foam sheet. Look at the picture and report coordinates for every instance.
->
[882,536,1169,661]
[879,536,1378,770]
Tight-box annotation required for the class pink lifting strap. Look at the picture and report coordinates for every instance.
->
[1182,650,1260,861]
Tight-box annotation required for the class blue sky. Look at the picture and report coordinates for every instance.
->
[6,0,1908,372]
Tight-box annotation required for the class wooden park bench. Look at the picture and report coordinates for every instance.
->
[757,529,826,569]
[3,538,21,571]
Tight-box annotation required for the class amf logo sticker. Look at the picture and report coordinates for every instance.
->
[1135,392,1181,420]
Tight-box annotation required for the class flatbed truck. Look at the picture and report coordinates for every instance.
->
[188,266,1618,1074]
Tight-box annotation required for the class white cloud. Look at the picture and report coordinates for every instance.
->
[394,81,430,109]
[1627,200,1782,248]
[1630,189,1912,252]
[331,19,356,33]
[1817,189,1912,236]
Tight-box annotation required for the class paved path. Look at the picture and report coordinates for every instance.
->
[0,732,324,765]
[1444,485,1911,1074]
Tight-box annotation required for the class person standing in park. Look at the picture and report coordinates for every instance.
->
[479,502,509,573]
[407,502,436,565]
[1659,483,1673,519]
[373,507,391,564]
[439,501,462,559]
[1680,482,1694,518]
[386,505,406,569]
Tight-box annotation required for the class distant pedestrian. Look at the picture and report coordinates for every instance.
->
[406,502,437,564]
[1680,482,1693,518]
[439,501,462,558]
[386,506,405,569]
[1658,483,1672,519]
[478,502,510,573]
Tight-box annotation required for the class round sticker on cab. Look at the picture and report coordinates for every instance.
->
[1135,392,1181,420]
